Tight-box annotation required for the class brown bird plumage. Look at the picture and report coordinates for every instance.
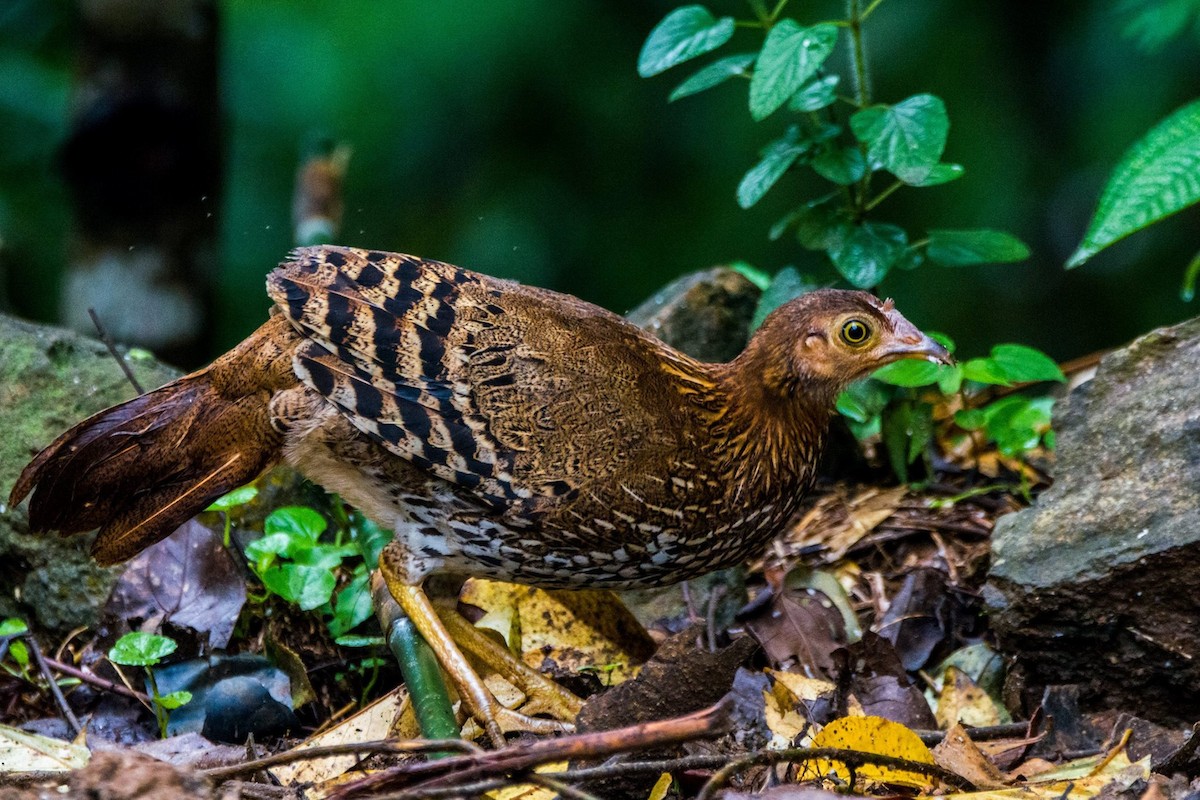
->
[10,245,949,742]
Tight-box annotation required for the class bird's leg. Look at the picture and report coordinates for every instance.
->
[379,553,575,746]
[434,603,584,721]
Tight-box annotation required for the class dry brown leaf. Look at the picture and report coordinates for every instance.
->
[804,715,937,788]
[460,579,655,684]
[941,750,1149,800]
[933,723,1008,790]
[781,487,908,562]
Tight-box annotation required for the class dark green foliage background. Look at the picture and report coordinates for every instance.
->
[3,1,1198,362]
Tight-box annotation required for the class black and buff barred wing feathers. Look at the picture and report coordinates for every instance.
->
[266,246,694,511]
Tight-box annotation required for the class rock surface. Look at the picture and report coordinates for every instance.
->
[0,314,180,633]
[985,316,1200,722]
[625,267,761,362]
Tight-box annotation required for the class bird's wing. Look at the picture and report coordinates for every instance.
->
[267,246,711,512]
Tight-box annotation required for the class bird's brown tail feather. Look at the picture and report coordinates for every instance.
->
[9,315,299,565]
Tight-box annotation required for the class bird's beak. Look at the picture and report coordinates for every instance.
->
[883,327,954,367]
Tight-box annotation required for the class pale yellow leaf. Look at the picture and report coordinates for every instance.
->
[0,724,89,772]
[935,667,1003,729]
[486,762,569,800]
[805,715,936,788]
[647,772,673,800]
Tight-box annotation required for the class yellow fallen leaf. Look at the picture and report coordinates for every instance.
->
[460,579,655,685]
[0,724,89,772]
[941,751,1149,800]
[647,772,673,800]
[805,715,936,788]
[486,761,568,800]
[936,666,1003,729]
[933,723,1007,790]
[764,669,837,747]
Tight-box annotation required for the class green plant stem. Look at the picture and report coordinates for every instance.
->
[387,617,459,754]
[860,0,888,21]
[145,667,168,739]
[767,0,790,23]
[864,179,904,211]
[846,0,874,212]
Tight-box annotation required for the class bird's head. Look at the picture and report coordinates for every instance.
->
[738,288,952,406]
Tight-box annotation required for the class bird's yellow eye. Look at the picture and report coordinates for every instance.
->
[840,319,871,346]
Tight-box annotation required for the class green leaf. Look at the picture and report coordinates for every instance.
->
[157,690,192,710]
[829,221,907,288]
[927,229,1031,266]
[638,6,736,77]
[872,359,941,387]
[264,506,327,544]
[954,408,987,431]
[794,198,851,251]
[291,545,353,570]
[109,632,177,667]
[812,145,866,185]
[669,53,755,101]
[1068,99,1200,268]
[937,363,964,395]
[737,128,808,209]
[1181,248,1200,301]
[260,565,337,611]
[750,266,817,331]
[1,619,29,668]
[909,163,964,186]
[206,485,258,512]
[730,261,772,290]
[983,396,1054,457]
[961,357,1012,386]
[330,573,375,638]
[749,21,838,121]
[0,618,27,637]
[850,94,949,184]
[351,512,394,566]
[836,379,890,424]
[244,532,296,572]
[989,344,1065,383]
[788,74,840,112]
[882,401,933,482]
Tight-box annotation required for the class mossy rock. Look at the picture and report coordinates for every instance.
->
[0,314,180,633]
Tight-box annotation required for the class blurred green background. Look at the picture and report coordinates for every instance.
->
[2,0,1198,366]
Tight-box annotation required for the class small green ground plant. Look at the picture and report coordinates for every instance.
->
[108,632,191,738]
[639,1,1067,478]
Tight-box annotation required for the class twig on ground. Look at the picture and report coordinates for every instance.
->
[1155,721,1200,775]
[331,697,734,799]
[87,308,144,394]
[694,745,977,800]
[202,738,480,783]
[42,656,150,704]
[25,636,82,736]
[915,721,1032,745]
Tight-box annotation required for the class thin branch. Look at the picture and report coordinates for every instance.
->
[202,738,481,783]
[42,656,150,704]
[87,308,144,394]
[26,637,82,736]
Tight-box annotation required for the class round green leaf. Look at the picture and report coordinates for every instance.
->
[961,357,1012,386]
[638,6,736,78]
[926,229,1031,266]
[812,145,866,185]
[750,266,818,330]
[264,506,327,543]
[1068,98,1200,268]
[836,379,890,424]
[871,359,941,387]
[794,197,851,251]
[330,574,375,638]
[157,690,192,710]
[749,21,838,121]
[737,128,808,209]
[109,632,178,667]
[206,485,258,512]
[261,564,337,610]
[989,344,1065,383]
[669,53,755,101]
[909,163,964,186]
[788,74,840,112]
[730,261,772,290]
[850,94,949,185]
[829,221,907,288]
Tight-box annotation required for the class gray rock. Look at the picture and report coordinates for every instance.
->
[626,267,761,363]
[0,314,180,633]
[985,316,1200,722]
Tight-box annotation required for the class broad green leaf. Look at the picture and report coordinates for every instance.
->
[829,221,907,288]
[206,485,258,512]
[264,506,327,544]
[351,512,394,566]
[737,128,808,209]
[872,359,941,387]
[937,363,964,395]
[812,145,866,185]
[989,344,1065,383]
[794,197,851,250]
[1068,98,1200,268]
[730,261,772,290]
[750,266,817,330]
[836,379,890,424]
[0,618,27,636]
[260,564,337,610]
[669,53,755,101]
[984,396,1054,457]
[882,401,933,482]
[961,357,1011,386]
[244,532,297,573]
[1,618,29,667]
[749,21,838,121]
[788,74,840,112]
[157,690,192,710]
[109,632,177,667]
[928,331,957,353]
[638,6,735,77]
[330,573,375,637]
[954,408,987,431]
[291,546,353,570]
[927,229,1030,266]
[850,94,949,184]
[909,163,963,187]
